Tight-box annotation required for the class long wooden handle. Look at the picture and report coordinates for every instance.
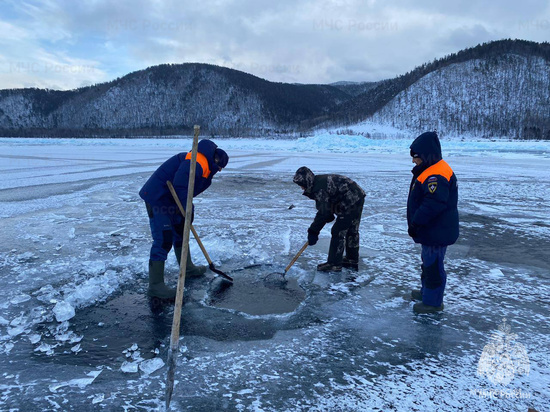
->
[166,180,213,266]
[166,125,200,410]
[284,241,309,274]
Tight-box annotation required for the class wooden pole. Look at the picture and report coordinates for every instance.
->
[165,125,200,410]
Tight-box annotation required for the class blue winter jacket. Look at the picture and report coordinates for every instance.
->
[407,132,459,246]
[139,139,219,211]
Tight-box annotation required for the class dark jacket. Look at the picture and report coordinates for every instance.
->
[407,132,459,246]
[139,139,219,210]
[303,173,366,235]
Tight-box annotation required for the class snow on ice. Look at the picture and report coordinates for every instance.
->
[0,134,549,411]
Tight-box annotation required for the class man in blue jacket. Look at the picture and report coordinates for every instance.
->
[139,139,229,299]
[407,131,459,313]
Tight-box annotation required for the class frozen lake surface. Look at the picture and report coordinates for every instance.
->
[0,136,549,411]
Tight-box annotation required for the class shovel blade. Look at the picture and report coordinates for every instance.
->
[209,263,233,282]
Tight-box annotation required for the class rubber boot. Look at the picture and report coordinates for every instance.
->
[317,262,342,272]
[174,247,207,278]
[147,260,176,299]
[342,256,359,271]
[413,302,444,314]
[411,289,422,301]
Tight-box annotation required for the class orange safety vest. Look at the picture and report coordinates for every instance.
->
[185,152,211,179]
[417,160,454,184]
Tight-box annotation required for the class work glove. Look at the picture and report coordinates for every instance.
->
[408,223,420,238]
[175,203,194,221]
[307,229,319,246]
[331,203,342,215]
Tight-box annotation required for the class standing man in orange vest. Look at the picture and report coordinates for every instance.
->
[139,139,229,299]
[407,131,459,313]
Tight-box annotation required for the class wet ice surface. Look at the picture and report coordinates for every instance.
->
[0,137,549,411]
[207,266,306,315]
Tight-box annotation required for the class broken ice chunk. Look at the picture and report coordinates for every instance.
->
[139,358,165,375]
[92,393,105,404]
[16,252,37,263]
[10,294,31,305]
[487,268,504,278]
[8,325,26,337]
[53,301,75,322]
[35,285,58,303]
[120,239,132,247]
[10,314,27,326]
[49,370,102,393]
[121,361,139,373]
[4,343,14,353]
[81,261,106,276]
[35,343,53,354]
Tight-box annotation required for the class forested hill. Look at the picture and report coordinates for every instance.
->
[329,39,550,139]
[1,39,549,139]
[0,63,350,137]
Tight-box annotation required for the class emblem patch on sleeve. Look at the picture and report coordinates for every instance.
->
[428,182,438,193]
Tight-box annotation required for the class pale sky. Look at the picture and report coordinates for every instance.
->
[1,0,549,90]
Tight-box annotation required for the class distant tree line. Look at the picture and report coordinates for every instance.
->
[325,39,550,139]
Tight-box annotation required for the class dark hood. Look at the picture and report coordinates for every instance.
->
[293,166,315,196]
[197,139,218,176]
[214,148,229,169]
[410,131,442,168]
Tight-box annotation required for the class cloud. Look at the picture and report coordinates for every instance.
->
[0,31,108,90]
[0,1,108,89]
[1,0,549,89]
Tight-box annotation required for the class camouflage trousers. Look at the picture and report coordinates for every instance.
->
[327,198,364,265]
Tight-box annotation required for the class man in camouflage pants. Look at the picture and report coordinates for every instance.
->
[293,167,366,272]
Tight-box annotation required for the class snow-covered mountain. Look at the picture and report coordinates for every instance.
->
[369,55,550,139]
[1,39,549,138]
[332,39,550,139]
[0,64,349,137]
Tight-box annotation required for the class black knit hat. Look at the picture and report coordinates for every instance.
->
[410,131,442,166]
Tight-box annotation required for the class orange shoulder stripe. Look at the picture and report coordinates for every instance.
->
[417,160,453,184]
[185,152,211,178]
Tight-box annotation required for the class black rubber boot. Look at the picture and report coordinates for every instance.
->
[317,262,342,272]
[147,260,176,299]
[174,247,207,278]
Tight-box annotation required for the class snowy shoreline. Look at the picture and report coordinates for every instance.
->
[1,135,549,157]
